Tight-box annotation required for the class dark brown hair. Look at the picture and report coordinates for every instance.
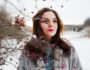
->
[24,8,72,62]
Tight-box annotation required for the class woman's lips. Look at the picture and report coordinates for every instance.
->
[48,29,54,32]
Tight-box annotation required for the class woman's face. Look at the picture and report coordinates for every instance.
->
[40,11,58,39]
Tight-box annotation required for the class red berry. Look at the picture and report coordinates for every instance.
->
[74,66,76,69]
[0,57,3,60]
[50,6,52,8]
[61,5,63,8]
[61,63,66,68]
[24,8,26,10]
[19,57,22,61]
[31,12,34,14]
[56,46,59,49]
[25,51,29,55]
[10,58,12,61]
[31,52,35,56]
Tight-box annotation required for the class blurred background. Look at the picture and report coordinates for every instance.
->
[0,0,90,70]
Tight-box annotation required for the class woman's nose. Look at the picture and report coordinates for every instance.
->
[49,21,53,27]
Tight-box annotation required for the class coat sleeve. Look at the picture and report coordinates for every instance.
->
[71,48,82,70]
[17,50,25,70]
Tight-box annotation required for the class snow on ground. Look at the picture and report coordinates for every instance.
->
[63,31,90,70]
[70,37,90,70]
[0,31,90,70]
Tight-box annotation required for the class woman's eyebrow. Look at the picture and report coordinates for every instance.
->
[53,18,57,20]
[41,18,49,20]
[42,18,57,20]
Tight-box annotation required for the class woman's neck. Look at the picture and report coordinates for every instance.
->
[39,35,52,42]
[44,36,51,42]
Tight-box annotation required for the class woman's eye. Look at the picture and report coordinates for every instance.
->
[44,20,49,23]
[53,19,57,23]
[41,19,49,24]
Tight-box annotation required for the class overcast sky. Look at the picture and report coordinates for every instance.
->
[0,0,90,26]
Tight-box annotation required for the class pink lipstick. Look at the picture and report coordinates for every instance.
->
[48,29,54,32]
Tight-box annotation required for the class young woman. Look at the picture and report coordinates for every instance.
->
[17,8,82,70]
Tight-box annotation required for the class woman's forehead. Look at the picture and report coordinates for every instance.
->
[41,11,56,19]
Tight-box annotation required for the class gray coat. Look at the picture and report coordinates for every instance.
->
[17,43,82,70]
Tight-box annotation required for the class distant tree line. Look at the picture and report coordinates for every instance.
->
[83,18,90,28]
